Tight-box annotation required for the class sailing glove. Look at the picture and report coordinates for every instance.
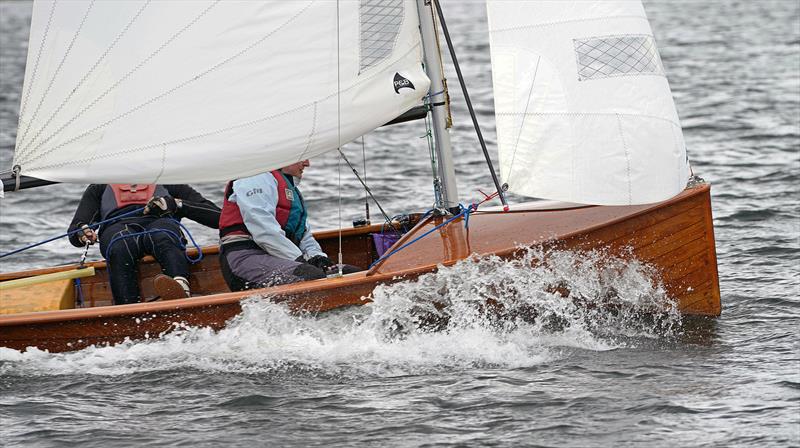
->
[307,255,335,270]
[143,196,179,217]
[78,224,98,245]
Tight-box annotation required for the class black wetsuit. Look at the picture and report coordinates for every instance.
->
[68,184,221,304]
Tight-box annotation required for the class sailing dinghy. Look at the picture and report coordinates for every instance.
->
[0,0,720,353]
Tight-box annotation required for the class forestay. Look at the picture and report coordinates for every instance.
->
[487,0,690,205]
[13,0,429,184]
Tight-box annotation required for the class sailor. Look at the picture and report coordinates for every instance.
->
[218,159,360,291]
[67,184,221,304]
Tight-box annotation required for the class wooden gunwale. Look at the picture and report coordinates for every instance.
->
[0,224,382,282]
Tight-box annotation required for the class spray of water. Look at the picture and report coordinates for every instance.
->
[0,247,680,377]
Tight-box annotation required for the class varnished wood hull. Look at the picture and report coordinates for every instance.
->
[0,184,720,352]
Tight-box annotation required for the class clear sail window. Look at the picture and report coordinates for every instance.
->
[574,35,665,81]
[360,0,404,72]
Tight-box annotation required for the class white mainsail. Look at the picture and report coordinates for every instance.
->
[13,0,429,184]
[487,0,690,206]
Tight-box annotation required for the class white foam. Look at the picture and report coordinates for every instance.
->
[0,247,680,377]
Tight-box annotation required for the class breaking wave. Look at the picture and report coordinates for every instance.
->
[0,248,680,378]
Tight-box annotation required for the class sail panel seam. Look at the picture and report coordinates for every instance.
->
[19,1,315,169]
[23,42,423,173]
[496,111,680,129]
[153,144,168,185]
[16,1,95,155]
[19,0,220,165]
[16,0,152,164]
[16,0,57,124]
[616,113,633,204]
[487,15,647,34]
[298,102,318,162]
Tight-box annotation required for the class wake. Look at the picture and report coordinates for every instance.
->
[0,247,680,377]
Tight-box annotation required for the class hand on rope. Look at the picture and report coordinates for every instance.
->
[78,224,98,245]
[0,206,145,259]
[143,196,180,217]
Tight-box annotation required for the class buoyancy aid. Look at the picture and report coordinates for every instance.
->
[274,171,308,246]
[100,184,167,220]
[219,171,308,246]
[219,181,249,238]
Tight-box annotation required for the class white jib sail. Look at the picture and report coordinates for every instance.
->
[487,0,690,205]
[12,0,429,184]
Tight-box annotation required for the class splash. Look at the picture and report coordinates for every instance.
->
[368,247,681,346]
[0,248,680,378]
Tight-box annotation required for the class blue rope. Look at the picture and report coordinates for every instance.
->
[426,89,446,100]
[103,220,203,265]
[0,207,202,264]
[0,207,146,259]
[369,204,475,269]
[74,277,85,307]
[175,220,203,263]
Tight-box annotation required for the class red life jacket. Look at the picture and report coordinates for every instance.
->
[272,170,294,229]
[219,171,296,239]
[100,184,165,220]
[219,181,249,238]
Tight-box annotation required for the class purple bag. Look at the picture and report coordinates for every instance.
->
[372,232,401,257]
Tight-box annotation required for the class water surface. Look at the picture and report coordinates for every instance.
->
[1,1,798,446]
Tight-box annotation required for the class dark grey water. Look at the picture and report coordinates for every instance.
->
[1,1,799,447]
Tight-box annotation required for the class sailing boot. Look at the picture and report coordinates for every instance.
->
[154,274,191,300]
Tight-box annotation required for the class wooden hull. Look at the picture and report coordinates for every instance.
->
[0,184,720,352]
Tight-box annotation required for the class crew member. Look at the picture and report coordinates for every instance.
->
[68,184,221,304]
[218,159,359,291]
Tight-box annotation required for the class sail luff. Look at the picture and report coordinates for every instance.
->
[15,0,95,159]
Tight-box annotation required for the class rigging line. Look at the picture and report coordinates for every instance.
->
[0,206,145,259]
[431,0,509,211]
[369,203,473,269]
[17,0,152,162]
[21,0,219,163]
[19,0,313,168]
[336,148,398,233]
[508,56,540,184]
[337,149,343,276]
[361,136,370,223]
[336,0,343,276]
[423,93,442,209]
[16,1,95,153]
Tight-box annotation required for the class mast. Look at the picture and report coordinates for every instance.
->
[416,0,459,211]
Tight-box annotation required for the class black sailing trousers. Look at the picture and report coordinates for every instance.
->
[99,217,188,305]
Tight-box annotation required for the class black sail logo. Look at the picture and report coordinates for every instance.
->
[393,73,415,94]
